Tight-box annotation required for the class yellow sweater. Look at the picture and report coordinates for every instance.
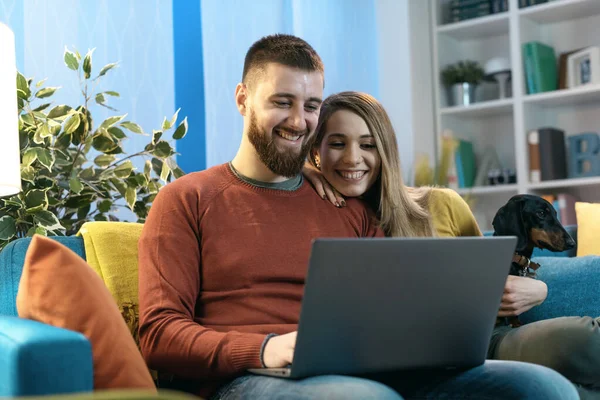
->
[428,188,482,237]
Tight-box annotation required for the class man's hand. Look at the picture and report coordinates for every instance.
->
[498,275,548,317]
[262,331,297,368]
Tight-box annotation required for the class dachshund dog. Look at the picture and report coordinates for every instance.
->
[492,194,576,326]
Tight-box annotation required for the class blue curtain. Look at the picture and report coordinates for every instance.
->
[194,0,380,170]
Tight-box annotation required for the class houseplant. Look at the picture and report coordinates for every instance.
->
[0,48,187,250]
[441,60,485,106]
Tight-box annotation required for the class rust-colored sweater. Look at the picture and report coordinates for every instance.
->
[138,163,383,397]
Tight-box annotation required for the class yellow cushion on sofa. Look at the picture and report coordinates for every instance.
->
[77,221,144,346]
[576,202,600,257]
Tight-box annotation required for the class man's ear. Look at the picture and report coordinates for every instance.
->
[235,83,248,116]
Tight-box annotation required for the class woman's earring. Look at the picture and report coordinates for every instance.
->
[315,156,320,168]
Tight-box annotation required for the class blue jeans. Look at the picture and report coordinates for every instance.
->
[211,360,578,400]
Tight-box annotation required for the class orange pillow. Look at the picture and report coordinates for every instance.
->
[16,235,155,390]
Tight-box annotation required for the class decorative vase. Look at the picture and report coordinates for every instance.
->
[447,82,477,106]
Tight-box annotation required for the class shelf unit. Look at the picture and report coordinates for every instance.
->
[431,0,600,230]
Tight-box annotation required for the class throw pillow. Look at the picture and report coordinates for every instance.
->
[575,202,600,257]
[16,235,155,390]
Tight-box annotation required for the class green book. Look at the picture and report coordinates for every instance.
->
[522,41,557,94]
[455,139,476,188]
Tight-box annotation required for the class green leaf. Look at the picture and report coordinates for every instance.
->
[25,189,48,210]
[153,141,174,158]
[95,93,105,104]
[77,204,91,221]
[98,199,112,213]
[110,178,127,197]
[69,177,84,194]
[160,160,170,182]
[33,210,64,231]
[92,135,118,153]
[108,127,126,140]
[55,132,72,149]
[0,216,17,240]
[144,160,151,178]
[172,167,185,179]
[80,166,95,180]
[26,226,47,237]
[16,72,31,99]
[114,160,134,178]
[64,113,81,134]
[36,78,47,88]
[35,148,54,170]
[120,121,144,134]
[98,62,118,77]
[48,104,72,119]
[21,166,35,182]
[22,148,38,167]
[94,154,116,167]
[100,114,126,129]
[125,186,136,210]
[173,117,188,140]
[104,90,119,97]
[34,124,52,142]
[64,48,79,70]
[152,130,163,145]
[64,194,93,209]
[33,103,51,112]
[36,86,60,99]
[83,48,95,79]
[147,181,160,194]
[170,108,180,129]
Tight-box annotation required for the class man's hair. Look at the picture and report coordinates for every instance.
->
[242,34,324,85]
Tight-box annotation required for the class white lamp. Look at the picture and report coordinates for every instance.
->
[0,23,21,197]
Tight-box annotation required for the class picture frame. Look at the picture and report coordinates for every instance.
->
[567,46,600,88]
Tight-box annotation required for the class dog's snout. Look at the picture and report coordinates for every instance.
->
[565,236,576,249]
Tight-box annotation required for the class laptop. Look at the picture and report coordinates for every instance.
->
[248,236,517,379]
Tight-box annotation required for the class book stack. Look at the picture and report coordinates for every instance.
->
[518,0,549,8]
[523,42,558,94]
[528,127,567,183]
[448,0,508,23]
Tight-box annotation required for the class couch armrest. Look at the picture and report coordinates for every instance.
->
[521,255,600,324]
[0,316,93,397]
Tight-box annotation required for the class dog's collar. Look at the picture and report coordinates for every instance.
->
[512,254,540,271]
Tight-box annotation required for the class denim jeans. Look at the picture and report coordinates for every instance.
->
[210,360,578,400]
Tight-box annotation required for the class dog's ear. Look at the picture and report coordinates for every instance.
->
[492,198,528,251]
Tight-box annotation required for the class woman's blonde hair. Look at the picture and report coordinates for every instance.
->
[309,91,435,237]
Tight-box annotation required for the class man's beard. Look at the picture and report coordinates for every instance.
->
[247,110,313,178]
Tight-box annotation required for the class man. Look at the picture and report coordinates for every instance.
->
[138,34,577,399]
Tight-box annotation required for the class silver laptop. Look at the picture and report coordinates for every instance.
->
[249,236,516,379]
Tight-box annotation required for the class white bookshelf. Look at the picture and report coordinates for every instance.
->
[431,0,600,231]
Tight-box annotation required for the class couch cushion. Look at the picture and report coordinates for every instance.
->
[16,235,155,390]
[0,236,85,316]
[521,255,600,324]
[575,202,600,257]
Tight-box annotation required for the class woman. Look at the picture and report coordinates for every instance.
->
[305,91,480,239]
[304,91,600,399]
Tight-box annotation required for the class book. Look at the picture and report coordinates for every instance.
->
[527,130,541,183]
[454,139,477,188]
[538,127,567,181]
[558,49,584,90]
[556,193,578,225]
[523,42,558,94]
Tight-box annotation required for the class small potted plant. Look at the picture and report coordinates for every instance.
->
[441,60,485,106]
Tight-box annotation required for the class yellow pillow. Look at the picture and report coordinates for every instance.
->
[575,202,600,257]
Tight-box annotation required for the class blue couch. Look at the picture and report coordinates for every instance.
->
[1,227,599,396]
